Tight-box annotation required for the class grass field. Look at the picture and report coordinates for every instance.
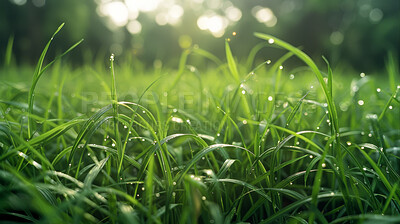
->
[1,24,399,223]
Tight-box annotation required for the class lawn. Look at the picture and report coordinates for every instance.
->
[0,24,399,223]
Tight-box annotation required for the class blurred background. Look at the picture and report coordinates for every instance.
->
[0,0,399,72]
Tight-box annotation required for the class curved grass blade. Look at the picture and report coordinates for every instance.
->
[27,23,83,138]
[225,40,240,83]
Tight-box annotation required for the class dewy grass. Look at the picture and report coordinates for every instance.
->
[0,26,399,223]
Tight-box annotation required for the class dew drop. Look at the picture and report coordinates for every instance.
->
[289,74,294,79]
[266,60,271,64]
[376,88,381,93]
[268,96,273,101]
[241,90,246,94]
[156,193,160,197]
[360,72,365,78]
[112,143,116,147]
[268,39,275,44]
[279,65,283,70]
[346,141,351,146]
[202,196,206,200]
[358,100,364,106]
[173,182,176,185]
[322,163,326,168]
[242,120,247,124]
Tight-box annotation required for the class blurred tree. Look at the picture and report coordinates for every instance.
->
[0,0,398,72]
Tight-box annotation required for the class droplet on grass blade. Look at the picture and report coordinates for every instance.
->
[268,38,274,44]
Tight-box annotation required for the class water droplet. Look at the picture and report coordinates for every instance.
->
[142,187,145,191]
[376,88,381,93]
[289,74,294,79]
[268,96,273,101]
[232,31,237,36]
[142,110,146,114]
[241,90,246,94]
[173,108,178,113]
[309,155,313,159]
[316,127,320,130]
[156,193,160,197]
[173,181,176,185]
[268,38,275,44]
[216,133,220,137]
[368,133,372,137]
[87,153,90,156]
[363,167,367,171]
[112,143,116,147]
[310,85,314,89]
[360,72,365,78]
[279,65,283,70]
[389,105,393,110]
[322,163,326,168]
[172,192,176,197]
[290,182,293,185]
[124,125,127,129]
[358,100,364,106]
[202,196,206,200]
[346,141,351,146]
[266,60,271,64]
[242,120,247,124]
[330,192,335,195]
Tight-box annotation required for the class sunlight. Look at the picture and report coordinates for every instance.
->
[252,6,277,27]
[197,14,228,37]
[99,1,129,27]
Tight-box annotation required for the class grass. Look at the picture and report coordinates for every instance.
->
[0,25,399,223]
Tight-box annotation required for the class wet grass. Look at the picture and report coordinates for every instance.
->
[0,25,399,223]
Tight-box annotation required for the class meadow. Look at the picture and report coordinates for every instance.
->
[0,24,399,223]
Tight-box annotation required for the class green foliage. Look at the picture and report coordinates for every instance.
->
[0,27,399,224]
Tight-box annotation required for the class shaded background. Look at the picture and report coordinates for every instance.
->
[0,0,399,72]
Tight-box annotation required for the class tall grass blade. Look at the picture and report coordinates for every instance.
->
[225,40,240,83]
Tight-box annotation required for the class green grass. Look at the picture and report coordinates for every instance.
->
[0,25,399,223]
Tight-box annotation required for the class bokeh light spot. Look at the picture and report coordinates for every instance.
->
[100,2,129,27]
[369,8,383,23]
[127,20,142,34]
[330,31,344,45]
[179,35,192,49]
